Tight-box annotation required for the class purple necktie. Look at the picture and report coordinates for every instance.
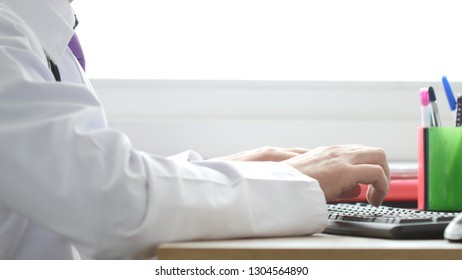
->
[68,33,86,71]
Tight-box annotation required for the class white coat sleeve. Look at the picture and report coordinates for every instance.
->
[0,12,327,259]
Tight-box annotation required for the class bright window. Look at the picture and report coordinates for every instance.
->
[72,0,462,81]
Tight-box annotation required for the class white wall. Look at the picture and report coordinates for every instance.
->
[73,0,462,81]
[93,79,460,161]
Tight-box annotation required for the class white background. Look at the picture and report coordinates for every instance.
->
[72,0,462,81]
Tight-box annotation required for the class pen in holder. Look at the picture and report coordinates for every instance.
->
[418,127,462,211]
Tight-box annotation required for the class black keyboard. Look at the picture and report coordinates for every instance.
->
[324,203,460,239]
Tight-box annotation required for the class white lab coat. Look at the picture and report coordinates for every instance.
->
[0,0,327,259]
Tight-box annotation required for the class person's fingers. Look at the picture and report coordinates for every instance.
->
[260,147,308,161]
[338,184,362,199]
[284,148,309,154]
[365,185,386,207]
[260,150,300,161]
[347,147,390,182]
[351,164,389,207]
[276,151,303,161]
[214,147,307,162]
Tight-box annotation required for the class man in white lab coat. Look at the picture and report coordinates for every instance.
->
[0,0,389,259]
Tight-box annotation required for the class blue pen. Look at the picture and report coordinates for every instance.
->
[442,75,456,113]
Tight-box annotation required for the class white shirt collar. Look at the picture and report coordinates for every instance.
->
[3,0,75,63]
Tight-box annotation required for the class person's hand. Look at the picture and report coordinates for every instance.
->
[283,145,389,207]
[213,146,308,162]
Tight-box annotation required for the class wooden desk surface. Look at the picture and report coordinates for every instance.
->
[157,233,462,260]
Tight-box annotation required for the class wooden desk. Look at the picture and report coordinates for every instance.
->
[157,233,462,260]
